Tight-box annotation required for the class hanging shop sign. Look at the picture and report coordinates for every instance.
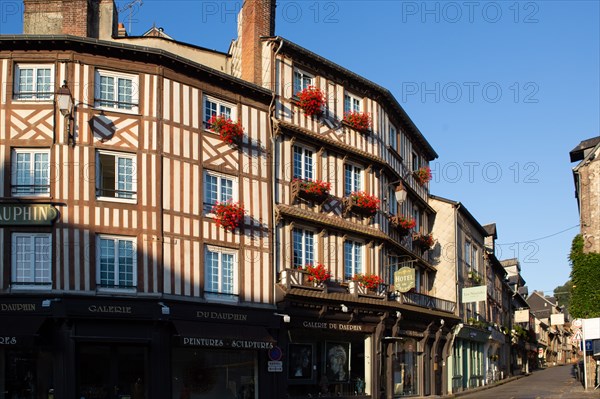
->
[0,203,59,226]
[462,285,487,303]
[394,267,415,293]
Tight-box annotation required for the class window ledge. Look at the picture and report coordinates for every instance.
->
[10,284,52,291]
[94,105,140,116]
[204,292,239,304]
[96,196,137,205]
[97,287,137,294]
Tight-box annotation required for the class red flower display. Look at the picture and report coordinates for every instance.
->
[305,263,331,284]
[294,178,331,196]
[352,273,384,290]
[207,114,244,145]
[414,166,432,186]
[413,233,434,250]
[297,86,326,117]
[394,215,416,230]
[343,111,371,132]
[211,201,245,231]
[349,191,380,215]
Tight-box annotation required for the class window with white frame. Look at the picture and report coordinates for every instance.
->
[293,145,314,180]
[292,228,314,268]
[412,206,421,232]
[11,233,52,288]
[95,69,138,112]
[204,95,236,127]
[344,93,361,114]
[204,245,238,298]
[388,185,398,216]
[389,125,398,151]
[203,170,236,213]
[465,241,472,268]
[11,148,50,196]
[344,163,362,196]
[344,239,363,280]
[293,68,314,96]
[97,235,136,289]
[13,64,54,100]
[96,150,137,201]
[472,247,478,272]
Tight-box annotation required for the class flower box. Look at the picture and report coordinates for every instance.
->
[413,166,432,186]
[304,263,331,287]
[342,111,371,133]
[413,233,434,251]
[291,178,330,203]
[296,86,326,117]
[207,115,244,145]
[348,277,386,298]
[342,192,380,217]
[389,215,416,236]
[212,201,245,231]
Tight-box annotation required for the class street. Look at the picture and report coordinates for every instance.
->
[456,365,599,399]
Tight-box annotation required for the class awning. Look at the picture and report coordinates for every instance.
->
[456,325,491,343]
[0,317,46,346]
[173,320,276,350]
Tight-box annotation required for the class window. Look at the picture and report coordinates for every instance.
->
[465,241,472,268]
[344,239,363,280]
[412,207,421,232]
[344,93,361,113]
[344,164,362,196]
[293,145,314,180]
[389,125,397,151]
[95,69,138,112]
[293,228,314,267]
[11,148,50,196]
[412,151,420,171]
[204,95,235,127]
[205,246,238,298]
[388,185,398,216]
[204,171,236,212]
[97,235,137,289]
[96,150,137,201]
[293,69,314,95]
[472,247,478,272]
[11,233,52,288]
[13,64,54,100]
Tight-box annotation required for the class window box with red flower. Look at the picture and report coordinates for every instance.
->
[342,111,372,133]
[349,273,386,297]
[207,115,244,145]
[211,201,245,232]
[413,233,434,251]
[342,191,380,217]
[389,215,416,236]
[296,86,326,117]
[413,166,432,186]
[291,178,331,203]
[304,263,331,287]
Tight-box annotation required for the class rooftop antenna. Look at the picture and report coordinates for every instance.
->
[118,0,144,34]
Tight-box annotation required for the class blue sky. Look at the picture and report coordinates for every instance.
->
[2,1,599,295]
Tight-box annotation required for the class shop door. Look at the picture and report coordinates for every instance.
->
[77,345,147,399]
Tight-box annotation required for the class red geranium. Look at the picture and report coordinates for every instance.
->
[352,273,384,290]
[343,111,371,132]
[207,115,244,145]
[297,86,326,117]
[414,166,432,186]
[212,201,245,231]
[413,233,434,250]
[350,191,380,214]
[305,263,331,284]
[395,215,416,230]
[294,178,331,196]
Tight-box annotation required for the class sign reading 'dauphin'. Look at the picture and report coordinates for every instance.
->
[0,303,37,312]
[195,311,248,321]
[0,204,58,226]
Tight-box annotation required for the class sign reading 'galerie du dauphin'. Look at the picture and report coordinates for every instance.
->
[0,204,59,226]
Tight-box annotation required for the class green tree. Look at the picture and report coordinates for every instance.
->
[569,235,600,318]
[553,279,572,309]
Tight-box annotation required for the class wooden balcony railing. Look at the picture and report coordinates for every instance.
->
[396,291,456,314]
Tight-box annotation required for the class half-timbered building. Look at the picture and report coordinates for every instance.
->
[0,1,277,398]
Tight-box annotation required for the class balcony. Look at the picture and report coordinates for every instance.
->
[395,291,456,314]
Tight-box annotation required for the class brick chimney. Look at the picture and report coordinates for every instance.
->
[23,0,117,40]
[238,0,276,85]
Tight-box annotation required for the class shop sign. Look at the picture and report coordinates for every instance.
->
[182,337,274,349]
[0,303,38,313]
[394,267,415,293]
[396,329,424,338]
[0,204,58,226]
[301,320,364,332]
[0,336,17,345]
[550,314,564,326]
[462,286,487,303]
[268,360,283,372]
[195,311,248,322]
[514,309,530,323]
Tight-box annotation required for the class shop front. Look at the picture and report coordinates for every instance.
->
[449,325,490,392]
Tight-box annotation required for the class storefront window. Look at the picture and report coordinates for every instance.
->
[172,348,257,399]
[392,338,418,397]
[1,348,53,399]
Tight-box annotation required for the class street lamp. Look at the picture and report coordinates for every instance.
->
[56,81,75,147]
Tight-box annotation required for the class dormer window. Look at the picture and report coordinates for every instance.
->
[293,69,314,96]
[344,93,361,113]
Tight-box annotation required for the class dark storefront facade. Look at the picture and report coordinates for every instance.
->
[0,296,279,399]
